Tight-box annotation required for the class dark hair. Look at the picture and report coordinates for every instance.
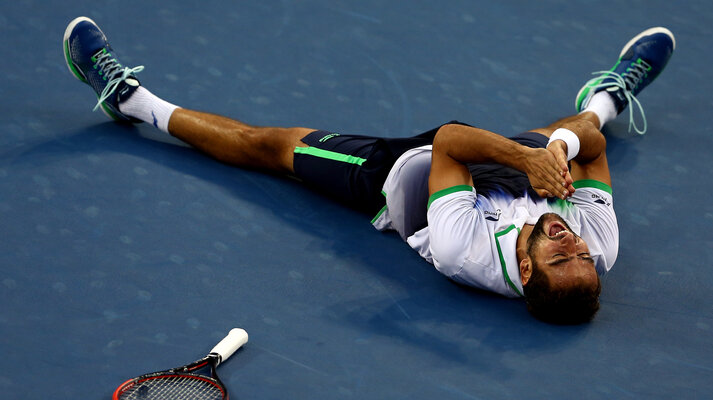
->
[522,260,602,324]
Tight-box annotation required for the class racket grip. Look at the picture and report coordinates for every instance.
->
[211,328,249,363]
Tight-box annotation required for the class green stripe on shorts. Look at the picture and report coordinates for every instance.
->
[294,146,367,166]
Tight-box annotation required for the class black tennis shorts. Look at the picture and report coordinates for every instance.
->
[292,121,549,216]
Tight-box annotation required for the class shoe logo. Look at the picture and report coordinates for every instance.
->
[151,111,158,128]
[484,208,501,221]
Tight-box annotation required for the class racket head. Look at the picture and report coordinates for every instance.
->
[113,355,228,400]
[113,329,247,400]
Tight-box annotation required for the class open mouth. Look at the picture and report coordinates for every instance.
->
[547,221,569,238]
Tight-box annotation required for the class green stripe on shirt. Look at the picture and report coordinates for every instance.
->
[371,191,388,224]
[427,185,473,209]
[573,179,612,194]
[494,224,524,297]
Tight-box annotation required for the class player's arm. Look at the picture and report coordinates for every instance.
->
[429,123,572,198]
[546,120,611,187]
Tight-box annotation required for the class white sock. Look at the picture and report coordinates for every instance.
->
[118,86,179,133]
[580,91,617,129]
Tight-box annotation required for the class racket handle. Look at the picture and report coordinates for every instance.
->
[210,328,249,364]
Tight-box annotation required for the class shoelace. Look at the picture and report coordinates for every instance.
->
[583,69,647,135]
[92,49,144,112]
[622,59,652,92]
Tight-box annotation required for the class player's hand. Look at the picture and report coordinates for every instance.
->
[546,139,575,195]
[522,147,573,199]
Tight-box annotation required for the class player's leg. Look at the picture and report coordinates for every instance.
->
[64,16,310,174]
[63,16,404,215]
[526,27,675,187]
[529,112,601,139]
[535,26,675,139]
[166,109,311,174]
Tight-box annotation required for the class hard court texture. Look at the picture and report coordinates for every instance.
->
[1,1,712,399]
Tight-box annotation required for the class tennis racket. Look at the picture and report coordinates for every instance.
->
[113,328,248,400]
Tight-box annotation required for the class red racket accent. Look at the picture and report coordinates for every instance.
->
[114,373,226,400]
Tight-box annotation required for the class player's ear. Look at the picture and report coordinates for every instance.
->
[520,258,533,286]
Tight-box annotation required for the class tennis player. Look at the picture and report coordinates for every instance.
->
[64,17,675,323]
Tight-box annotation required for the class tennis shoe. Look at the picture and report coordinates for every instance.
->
[575,27,675,134]
[63,16,144,122]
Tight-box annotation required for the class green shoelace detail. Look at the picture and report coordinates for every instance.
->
[91,49,144,111]
[583,60,651,135]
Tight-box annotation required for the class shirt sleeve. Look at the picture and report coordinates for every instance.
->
[566,180,619,274]
[425,185,482,278]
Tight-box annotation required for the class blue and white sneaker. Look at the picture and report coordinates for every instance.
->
[575,27,675,134]
[63,16,144,123]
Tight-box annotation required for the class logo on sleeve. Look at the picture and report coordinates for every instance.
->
[591,193,611,207]
[484,208,501,221]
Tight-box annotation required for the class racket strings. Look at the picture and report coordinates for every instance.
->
[118,374,224,400]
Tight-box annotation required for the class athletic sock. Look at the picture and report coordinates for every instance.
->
[580,91,618,129]
[118,86,179,133]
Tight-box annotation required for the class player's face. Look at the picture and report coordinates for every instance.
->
[527,213,598,289]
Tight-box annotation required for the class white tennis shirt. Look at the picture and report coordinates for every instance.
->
[372,145,619,297]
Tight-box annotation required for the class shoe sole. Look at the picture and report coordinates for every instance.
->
[618,27,676,57]
[575,26,676,112]
[63,16,95,83]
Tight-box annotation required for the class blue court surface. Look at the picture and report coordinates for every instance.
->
[2,1,712,399]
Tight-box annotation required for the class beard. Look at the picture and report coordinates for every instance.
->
[526,212,577,255]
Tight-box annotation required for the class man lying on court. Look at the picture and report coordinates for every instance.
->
[64,17,675,324]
